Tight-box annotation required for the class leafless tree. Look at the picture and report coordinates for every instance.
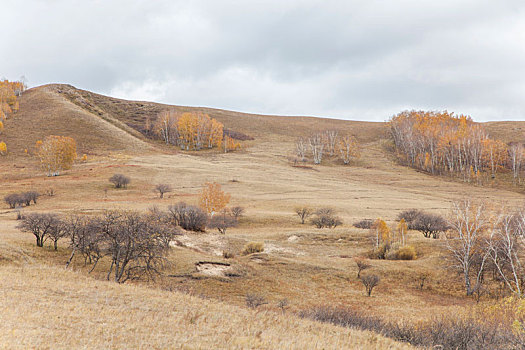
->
[361,274,380,296]
[154,184,172,198]
[100,211,177,283]
[4,193,23,208]
[323,129,339,156]
[46,218,67,250]
[230,206,245,219]
[109,174,130,189]
[486,208,525,297]
[509,143,523,184]
[154,110,179,145]
[411,212,449,239]
[397,209,423,226]
[295,137,308,162]
[25,191,40,204]
[355,258,371,278]
[168,202,207,232]
[295,206,313,224]
[208,212,238,234]
[17,213,61,247]
[311,208,342,228]
[309,133,324,164]
[445,200,489,296]
[64,215,103,270]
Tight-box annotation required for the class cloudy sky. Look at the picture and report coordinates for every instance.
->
[2,1,524,121]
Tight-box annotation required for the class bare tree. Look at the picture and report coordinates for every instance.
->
[445,200,489,296]
[311,208,342,229]
[411,212,449,239]
[230,206,245,219]
[295,206,313,224]
[17,213,61,247]
[295,137,308,162]
[309,133,324,164]
[486,208,525,297]
[168,202,207,232]
[323,129,339,156]
[509,143,523,184]
[154,184,172,198]
[355,258,371,278]
[208,211,238,234]
[4,193,23,208]
[361,275,380,296]
[46,218,67,250]
[109,174,130,189]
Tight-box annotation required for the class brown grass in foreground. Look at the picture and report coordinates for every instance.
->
[0,263,412,349]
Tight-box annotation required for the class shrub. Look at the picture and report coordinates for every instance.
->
[4,193,23,208]
[355,258,371,278]
[208,213,237,234]
[368,243,390,259]
[109,174,130,189]
[24,191,40,204]
[222,251,235,259]
[353,219,373,229]
[168,202,207,232]
[411,212,449,239]
[295,206,313,224]
[311,208,342,229]
[397,209,422,225]
[394,245,417,260]
[242,242,264,255]
[245,294,267,309]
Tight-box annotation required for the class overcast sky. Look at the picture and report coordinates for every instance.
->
[2,1,524,121]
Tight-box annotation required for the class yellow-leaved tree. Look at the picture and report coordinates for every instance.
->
[199,182,231,216]
[0,120,3,134]
[397,218,407,246]
[36,136,77,176]
[0,141,7,155]
[371,218,391,248]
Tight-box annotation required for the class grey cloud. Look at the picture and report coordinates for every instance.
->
[2,0,525,121]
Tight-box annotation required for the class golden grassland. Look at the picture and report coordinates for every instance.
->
[1,85,525,348]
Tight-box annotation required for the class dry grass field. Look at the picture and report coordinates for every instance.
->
[1,84,524,348]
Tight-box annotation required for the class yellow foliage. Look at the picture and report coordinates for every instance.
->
[36,136,77,176]
[0,120,3,134]
[177,112,224,151]
[0,141,6,155]
[371,218,391,247]
[199,182,231,215]
[223,135,241,153]
[81,154,88,162]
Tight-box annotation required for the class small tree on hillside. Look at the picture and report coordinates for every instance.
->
[339,135,360,164]
[36,136,77,176]
[109,174,130,189]
[154,184,172,198]
[295,206,313,224]
[230,206,245,219]
[199,182,230,216]
[208,211,238,234]
[355,258,371,278]
[411,212,449,239]
[17,213,61,247]
[361,274,380,296]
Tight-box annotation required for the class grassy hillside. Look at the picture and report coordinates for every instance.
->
[1,84,525,348]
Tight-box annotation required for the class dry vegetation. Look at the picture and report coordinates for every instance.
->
[2,84,525,348]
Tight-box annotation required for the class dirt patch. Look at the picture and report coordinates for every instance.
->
[195,261,232,277]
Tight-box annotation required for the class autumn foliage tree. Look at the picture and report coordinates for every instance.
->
[0,141,6,155]
[389,110,510,183]
[198,182,231,216]
[339,135,360,164]
[36,136,77,176]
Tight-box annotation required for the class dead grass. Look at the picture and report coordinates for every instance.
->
[1,84,525,347]
[0,263,412,349]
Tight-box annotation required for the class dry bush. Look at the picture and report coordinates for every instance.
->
[360,274,380,296]
[411,212,449,239]
[109,174,130,189]
[353,219,373,229]
[208,213,237,234]
[386,244,417,260]
[242,242,264,255]
[311,208,342,229]
[222,251,235,259]
[245,294,267,309]
[4,193,23,208]
[168,202,207,232]
[397,209,422,225]
[300,306,518,349]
